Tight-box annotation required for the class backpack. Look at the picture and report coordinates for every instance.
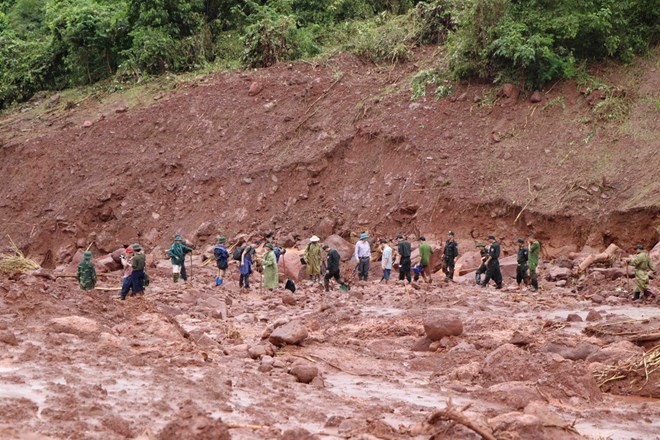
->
[214,246,229,262]
[232,246,244,261]
[285,279,296,293]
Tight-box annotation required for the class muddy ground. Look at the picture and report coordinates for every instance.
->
[1,251,659,440]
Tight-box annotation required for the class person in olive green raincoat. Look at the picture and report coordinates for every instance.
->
[262,243,279,290]
[304,235,323,283]
[527,234,541,292]
[76,251,97,291]
[627,244,656,301]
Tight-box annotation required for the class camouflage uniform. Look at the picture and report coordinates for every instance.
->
[629,247,656,300]
[77,252,96,291]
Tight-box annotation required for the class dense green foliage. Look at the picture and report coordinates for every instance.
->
[0,0,657,108]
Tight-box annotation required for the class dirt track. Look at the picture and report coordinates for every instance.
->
[1,253,659,439]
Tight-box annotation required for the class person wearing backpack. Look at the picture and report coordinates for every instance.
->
[213,236,229,286]
[239,245,254,290]
[167,235,193,283]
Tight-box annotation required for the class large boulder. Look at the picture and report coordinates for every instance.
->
[650,241,660,269]
[499,255,519,279]
[323,235,353,261]
[455,251,483,276]
[423,312,463,341]
[269,321,308,346]
[280,250,303,282]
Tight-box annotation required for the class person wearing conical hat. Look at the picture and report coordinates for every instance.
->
[304,235,323,283]
[627,244,656,301]
[76,251,97,291]
[167,234,193,283]
[354,232,371,281]
[213,236,229,286]
[262,243,279,290]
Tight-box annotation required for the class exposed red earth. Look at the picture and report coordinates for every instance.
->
[1,47,659,439]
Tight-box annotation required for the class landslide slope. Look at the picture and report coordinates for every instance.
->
[1,49,658,265]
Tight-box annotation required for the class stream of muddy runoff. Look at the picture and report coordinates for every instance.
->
[1,265,659,440]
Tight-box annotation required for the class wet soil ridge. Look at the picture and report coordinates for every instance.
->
[0,51,658,264]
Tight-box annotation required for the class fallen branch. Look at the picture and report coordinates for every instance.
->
[226,423,275,430]
[305,76,342,114]
[576,243,622,273]
[513,178,537,224]
[428,399,497,440]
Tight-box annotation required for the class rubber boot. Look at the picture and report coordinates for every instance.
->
[475,273,481,285]
[173,274,179,283]
[530,278,538,292]
[324,279,330,292]
[632,291,641,301]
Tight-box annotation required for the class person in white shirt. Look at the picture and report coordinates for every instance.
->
[380,239,393,283]
[354,232,371,281]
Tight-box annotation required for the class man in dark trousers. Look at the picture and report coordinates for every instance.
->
[396,234,412,284]
[515,238,529,289]
[481,235,503,289]
[323,244,345,292]
[475,242,489,285]
[442,231,459,280]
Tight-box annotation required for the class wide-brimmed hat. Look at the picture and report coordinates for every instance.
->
[265,243,274,249]
[310,235,320,242]
[132,243,142,251]
[360,233,368,240]
[83,251,92,260]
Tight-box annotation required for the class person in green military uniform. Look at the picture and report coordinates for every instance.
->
[627,244,656,301]
[167,234,193,282]
[527,234,541,292]
[304,235,323,283]
[418,236,433,283]
[76,251,97,291]
[262,243,279,290]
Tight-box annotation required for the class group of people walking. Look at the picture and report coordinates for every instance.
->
[75,231,656,302]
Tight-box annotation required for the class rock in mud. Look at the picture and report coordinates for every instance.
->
[268,321,308,346]
[157,402,230,440]
[248,81,264,96]
[530,91,543,103]
[481,344,543,383]
[50,316,100,338]
[411,336,432,352]
[486,382,542,410]
[546,266,572,281]
[489,412,543,439]
[0,330,18,346]
[289,364,318,384]
[566,313,583,322]
[540,342,598,361]
[586,340,642,364]
[282,294,297,306]
[423,313,463,341]
[102,415,134,438]
[509,331,533,346]
[281,428,319,440]
[585,310,602,321]
[323,234,354,260]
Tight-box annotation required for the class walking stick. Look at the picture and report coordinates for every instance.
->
[189,253,193,281]
[625,263,631,295]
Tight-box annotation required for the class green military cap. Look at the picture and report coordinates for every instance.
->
[217,236,226,243]
[265,243,274,249]
[516,238,525,243]
[83,251,93,260]
[132,243,142,251]
[634,244,644,250]
[174,234,183,241]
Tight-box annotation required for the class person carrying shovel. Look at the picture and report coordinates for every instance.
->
[167,234,193,283]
